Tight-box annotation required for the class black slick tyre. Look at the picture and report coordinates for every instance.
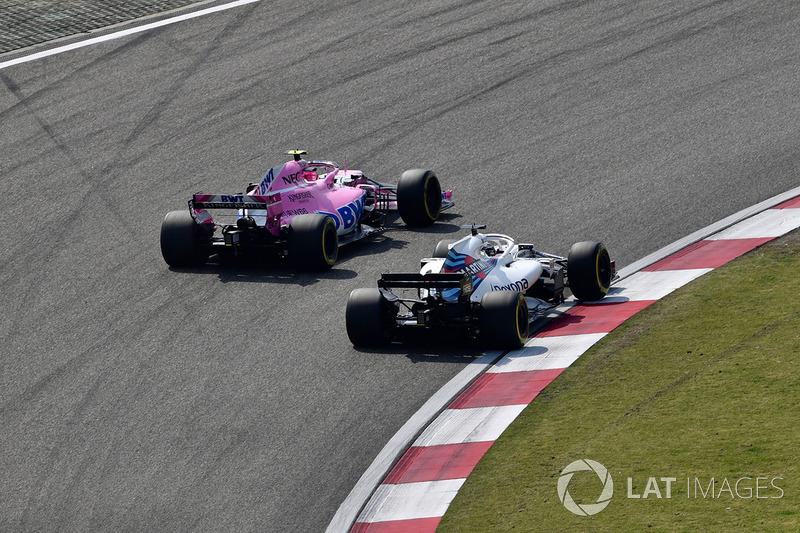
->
[160,210,210,267]
[397,169,442,227]
[288,214,338,271]
[567,241,612,301]
[346,288,389,347]
[480,291,529,350]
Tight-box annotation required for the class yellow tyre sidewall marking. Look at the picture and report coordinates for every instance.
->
[596,245,609,293]
[423,174,441,222]
[515,293,527,345]
[323,219,337,265]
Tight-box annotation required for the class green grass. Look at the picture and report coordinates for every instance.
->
[439,231,800,532]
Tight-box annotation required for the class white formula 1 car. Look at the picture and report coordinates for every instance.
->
[346,225,616,349]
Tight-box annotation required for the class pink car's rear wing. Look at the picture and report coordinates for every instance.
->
[192,194,276,209]
[191,193,283,233]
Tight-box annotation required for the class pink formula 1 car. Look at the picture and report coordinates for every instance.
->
[160,150,453,270]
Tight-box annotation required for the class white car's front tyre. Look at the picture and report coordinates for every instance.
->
[567,241,612,301]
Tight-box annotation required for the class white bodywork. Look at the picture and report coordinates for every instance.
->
[420,233,553,303]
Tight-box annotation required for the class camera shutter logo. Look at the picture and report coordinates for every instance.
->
[557,459,614,516]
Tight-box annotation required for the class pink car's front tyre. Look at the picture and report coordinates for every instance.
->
[397,169,442,227]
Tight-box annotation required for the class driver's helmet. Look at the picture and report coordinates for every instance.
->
[480,241,497,257]
[304,170,319,181]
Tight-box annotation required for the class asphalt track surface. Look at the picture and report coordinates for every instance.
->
[1,1,798,531]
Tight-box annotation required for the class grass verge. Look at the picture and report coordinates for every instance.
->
[438,230,800,532]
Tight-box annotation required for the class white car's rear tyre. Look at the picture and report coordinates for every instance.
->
[160,210,210,267]
[433,239,456,258]
[346,288,389,347]
[288,214,338,271]
[397,169,442,227]
[568,241,612,301]
[480,291,529,350]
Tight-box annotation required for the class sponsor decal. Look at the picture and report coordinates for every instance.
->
[463,258,492,276]
[441,252,499,301]
[281,170,303,185]
[284,208,309,217]
[491,279,529,292]
[287,191,314,203]
[257,168,275,193]
[317,194,365,230]
[336,195,364,229]
[197,194,270,209]
[445,254,497,283]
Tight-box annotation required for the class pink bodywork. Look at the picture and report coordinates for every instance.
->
[193,160,369,237]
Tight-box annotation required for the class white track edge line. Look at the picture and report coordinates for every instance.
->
[0,0,260,70]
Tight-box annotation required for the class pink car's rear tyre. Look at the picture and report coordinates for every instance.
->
[160,210,210,267]
[288,214,338,271]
